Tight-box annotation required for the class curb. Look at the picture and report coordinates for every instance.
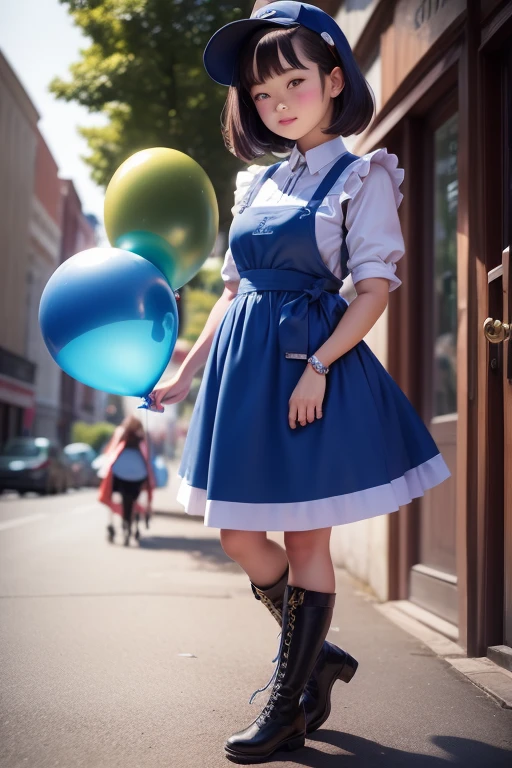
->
[377,601,512,709]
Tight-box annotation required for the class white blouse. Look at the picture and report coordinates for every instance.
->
[221,136,405,292]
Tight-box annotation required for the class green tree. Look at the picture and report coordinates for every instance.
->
[71,421,116,452]
[50,0,252,225]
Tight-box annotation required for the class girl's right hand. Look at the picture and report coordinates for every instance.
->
[150,371,193,410]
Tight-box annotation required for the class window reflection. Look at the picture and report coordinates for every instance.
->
[433,114,458,417]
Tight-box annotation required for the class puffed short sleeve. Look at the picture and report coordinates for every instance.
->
[221,165,267,285]
[344,153,405,292]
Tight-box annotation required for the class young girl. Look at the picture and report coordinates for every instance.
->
[151,2,450,762]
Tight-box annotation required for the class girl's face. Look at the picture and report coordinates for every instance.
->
[249,39,344,149]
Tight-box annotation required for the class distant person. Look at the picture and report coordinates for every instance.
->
[98,416,154,546]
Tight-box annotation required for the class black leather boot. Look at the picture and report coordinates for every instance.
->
[251,571,358,734]
[225,586,335,764]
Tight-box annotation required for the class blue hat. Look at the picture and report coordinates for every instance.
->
[204,2,347,86]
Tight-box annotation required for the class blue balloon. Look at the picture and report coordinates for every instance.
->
[39,247,178,397]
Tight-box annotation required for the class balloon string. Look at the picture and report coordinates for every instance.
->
[144,407,150,460]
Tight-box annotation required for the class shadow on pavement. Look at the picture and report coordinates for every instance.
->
[137,534,240,572]
[273,731,512,767]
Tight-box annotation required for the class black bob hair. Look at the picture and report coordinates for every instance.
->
[222,25,374,162]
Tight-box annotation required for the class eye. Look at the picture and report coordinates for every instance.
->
[254,92,269,102]
[289,79,304,88]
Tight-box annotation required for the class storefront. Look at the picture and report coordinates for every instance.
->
[0,347,36,445]
[331,0,511,664]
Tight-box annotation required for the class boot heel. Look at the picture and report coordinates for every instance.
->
[338,654,358,683]
[285,735,305,752]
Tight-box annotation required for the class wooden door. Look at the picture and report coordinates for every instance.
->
[481,36,512,666]
[409,106,459,627]
[484,249,512,661]
[505,253,512,650]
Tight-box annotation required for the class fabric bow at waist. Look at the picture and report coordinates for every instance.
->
[238,269,340,360]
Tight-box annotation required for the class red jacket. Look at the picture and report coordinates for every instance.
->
[98,432,155,516]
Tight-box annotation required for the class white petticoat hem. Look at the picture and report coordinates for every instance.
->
[176,453,450,531]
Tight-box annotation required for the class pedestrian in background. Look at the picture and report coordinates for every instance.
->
[98,415,154,546]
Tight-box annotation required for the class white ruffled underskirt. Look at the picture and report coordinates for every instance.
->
[177,453,450,532]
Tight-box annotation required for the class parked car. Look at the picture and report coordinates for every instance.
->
[63,443,99,488]
[0,437,69,496]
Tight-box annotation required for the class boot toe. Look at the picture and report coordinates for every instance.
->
[226,722,260,752]
[225,712,305,761]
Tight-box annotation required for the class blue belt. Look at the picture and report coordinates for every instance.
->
[238,269,339,360]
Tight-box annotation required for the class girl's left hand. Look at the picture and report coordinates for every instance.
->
[288,365,326,429]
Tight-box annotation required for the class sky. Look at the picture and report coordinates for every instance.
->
[0,0,106,223]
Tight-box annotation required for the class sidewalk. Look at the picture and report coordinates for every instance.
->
[148,470,512,766]
[2,493,511,768]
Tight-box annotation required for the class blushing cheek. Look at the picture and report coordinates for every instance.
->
[256,101,273,125]
[294,86,322,109]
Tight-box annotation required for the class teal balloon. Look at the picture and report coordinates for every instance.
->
[39,248,178,397]
[115,231,178,286]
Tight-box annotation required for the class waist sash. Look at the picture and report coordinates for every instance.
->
[238,269,339,360]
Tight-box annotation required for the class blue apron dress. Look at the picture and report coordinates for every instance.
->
[177,153,450,531]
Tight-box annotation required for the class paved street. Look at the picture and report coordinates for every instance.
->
[1,483,512,768]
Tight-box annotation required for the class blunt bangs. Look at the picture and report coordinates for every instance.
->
[221,25,374,163]
[239,27,308,91]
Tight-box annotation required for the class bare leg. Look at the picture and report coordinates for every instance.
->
[284,528,335,593]
[220,530,288,586]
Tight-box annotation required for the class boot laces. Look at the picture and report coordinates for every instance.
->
[255,588,304,725]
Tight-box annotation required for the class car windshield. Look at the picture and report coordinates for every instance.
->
[1,439,44,457]
[65,447,93,458]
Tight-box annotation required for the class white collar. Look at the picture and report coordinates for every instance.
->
[287,136,348,174]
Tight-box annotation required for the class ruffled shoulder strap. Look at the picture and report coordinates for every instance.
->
[231,162,282,215]
[339,148,404,209]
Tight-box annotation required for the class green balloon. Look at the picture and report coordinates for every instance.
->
[104,148,219,289]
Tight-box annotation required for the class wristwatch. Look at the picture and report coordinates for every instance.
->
[308,354,330,375]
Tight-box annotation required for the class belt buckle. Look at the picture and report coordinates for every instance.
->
[285,352,308,360]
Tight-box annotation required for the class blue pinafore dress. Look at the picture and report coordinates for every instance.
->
[178,154,450,531]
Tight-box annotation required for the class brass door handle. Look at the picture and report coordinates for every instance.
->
[483,317,511,343]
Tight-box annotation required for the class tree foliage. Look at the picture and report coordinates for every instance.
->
[71,420,116,452]
[50,0,252,225]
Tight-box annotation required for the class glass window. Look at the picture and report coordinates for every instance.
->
[432,113,458,417]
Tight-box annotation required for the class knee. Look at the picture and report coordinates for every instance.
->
[220,529,264,562]
[284,531,310,567]
[284,530,330,567]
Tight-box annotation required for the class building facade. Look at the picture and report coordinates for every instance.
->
[325,0,511,665]
[26,132,63,440]
[0,49,107,448]
[58,180,105,445]
[0,52,38,444]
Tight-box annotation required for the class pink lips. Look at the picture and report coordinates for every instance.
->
[278,118,297,125]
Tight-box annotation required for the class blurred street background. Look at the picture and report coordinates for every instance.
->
[1,0,512,766]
